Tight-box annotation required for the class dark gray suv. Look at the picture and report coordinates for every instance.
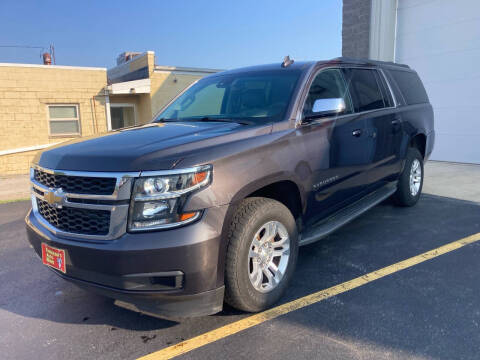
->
[26,57,434,317]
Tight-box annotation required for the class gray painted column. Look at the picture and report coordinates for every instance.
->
[342,0,372,59]
[342,0,397,61]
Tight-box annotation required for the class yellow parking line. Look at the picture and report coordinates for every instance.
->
[138,232,480,360]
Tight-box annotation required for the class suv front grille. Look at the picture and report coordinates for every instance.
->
[34,169,116,195]
[36,198,111,235]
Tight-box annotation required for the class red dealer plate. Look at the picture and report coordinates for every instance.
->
[41,243,66,273]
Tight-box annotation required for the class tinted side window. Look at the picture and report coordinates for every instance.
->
[302,69,352,118]
[383,70,406,106]
[377,71,394,107]
[344,69,385,112]
[388,70,429,105]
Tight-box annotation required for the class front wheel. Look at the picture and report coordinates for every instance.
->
[224,197,298,312]
[392,147,424,207]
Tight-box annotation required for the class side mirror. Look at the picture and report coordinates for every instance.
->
[312,98,346,116]
[303,98,346,122]
[303,98,346,123]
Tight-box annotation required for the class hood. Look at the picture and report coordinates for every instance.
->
[35,122,266,172]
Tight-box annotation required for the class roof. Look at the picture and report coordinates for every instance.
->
[207,57,410,78]
[0,62,106,71]
[211,61,316,77]
[331,57,410,69]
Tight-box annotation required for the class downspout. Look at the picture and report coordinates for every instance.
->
[90,96,98,134]
[393,0,398,62]
[105,88,112,131]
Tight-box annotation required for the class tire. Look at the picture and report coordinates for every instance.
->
[392,147,424,207]
[224,197,299,312]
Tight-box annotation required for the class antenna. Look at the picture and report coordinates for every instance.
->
[50,44,56,65]
[282,55,294,68]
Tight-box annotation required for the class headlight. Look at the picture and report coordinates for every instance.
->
[128,165,211,231]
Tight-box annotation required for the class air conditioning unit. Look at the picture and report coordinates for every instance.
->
[116,52,142,65]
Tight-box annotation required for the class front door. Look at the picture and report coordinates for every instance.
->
[298,68,375,226]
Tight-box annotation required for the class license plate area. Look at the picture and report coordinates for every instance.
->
[41,243,66,273]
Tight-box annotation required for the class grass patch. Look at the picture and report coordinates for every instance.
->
[0,197,30,204]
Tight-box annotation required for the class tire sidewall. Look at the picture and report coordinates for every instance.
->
[232,200,298,311]
[398,148,424,206]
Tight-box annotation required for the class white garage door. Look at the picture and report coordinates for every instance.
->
[395,0,480,164]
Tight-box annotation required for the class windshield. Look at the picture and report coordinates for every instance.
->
[155,70,302,124]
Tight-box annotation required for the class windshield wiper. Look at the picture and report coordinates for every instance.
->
[156,118,180,122]
[197,117,251,125]
[156,117,251,125]
[159,116,253,125]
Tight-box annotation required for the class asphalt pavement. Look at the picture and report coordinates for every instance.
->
[1,193,480,360]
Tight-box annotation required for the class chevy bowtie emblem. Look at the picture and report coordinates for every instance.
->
[44,188,65,208]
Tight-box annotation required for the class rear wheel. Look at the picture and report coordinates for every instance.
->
[392,147,424,207]
[224,197,298,312]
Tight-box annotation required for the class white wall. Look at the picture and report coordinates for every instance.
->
[369,0,397,62]
[395,0,480,163]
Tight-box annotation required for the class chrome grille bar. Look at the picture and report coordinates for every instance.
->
[30,165,141,241]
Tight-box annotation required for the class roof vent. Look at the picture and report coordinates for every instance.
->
[282,55,294,68]
[116,51,142,65]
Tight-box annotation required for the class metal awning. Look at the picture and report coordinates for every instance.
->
[107,78,150,95]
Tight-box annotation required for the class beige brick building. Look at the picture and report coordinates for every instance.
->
[0,64,108,175]
[107,51,219,129]
[0,51,219,174]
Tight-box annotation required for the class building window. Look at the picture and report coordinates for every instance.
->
[110,104,136,130]
[48,105,80,136]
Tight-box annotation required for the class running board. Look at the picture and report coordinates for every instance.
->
[299,184,397,246]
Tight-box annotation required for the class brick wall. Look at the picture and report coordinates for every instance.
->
[0,64,108,174]
[107,51,155,83]
[342,0,372,59]
[0,53,218,175]
[0,150,38,176]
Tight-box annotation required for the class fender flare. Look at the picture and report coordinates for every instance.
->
[214,172,306,288]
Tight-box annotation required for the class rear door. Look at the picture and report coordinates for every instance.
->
[342,67,403,187]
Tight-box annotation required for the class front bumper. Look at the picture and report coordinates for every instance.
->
[25,204,228,317]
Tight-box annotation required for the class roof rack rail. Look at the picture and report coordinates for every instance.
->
[332,57,410,69]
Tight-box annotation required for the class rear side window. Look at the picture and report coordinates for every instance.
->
[377,71,394,107]
[343,69,385,112]
[383,70,406,106]
[388,70,429,105]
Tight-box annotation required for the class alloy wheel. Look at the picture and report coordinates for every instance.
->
[247,221,290,293]
[409,158,422,196]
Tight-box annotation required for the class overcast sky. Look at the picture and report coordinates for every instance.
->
[0,0,341,69]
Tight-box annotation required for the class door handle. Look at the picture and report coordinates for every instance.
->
[352,129,362,137]
[391,117,401,133]
[392,114,401,125]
